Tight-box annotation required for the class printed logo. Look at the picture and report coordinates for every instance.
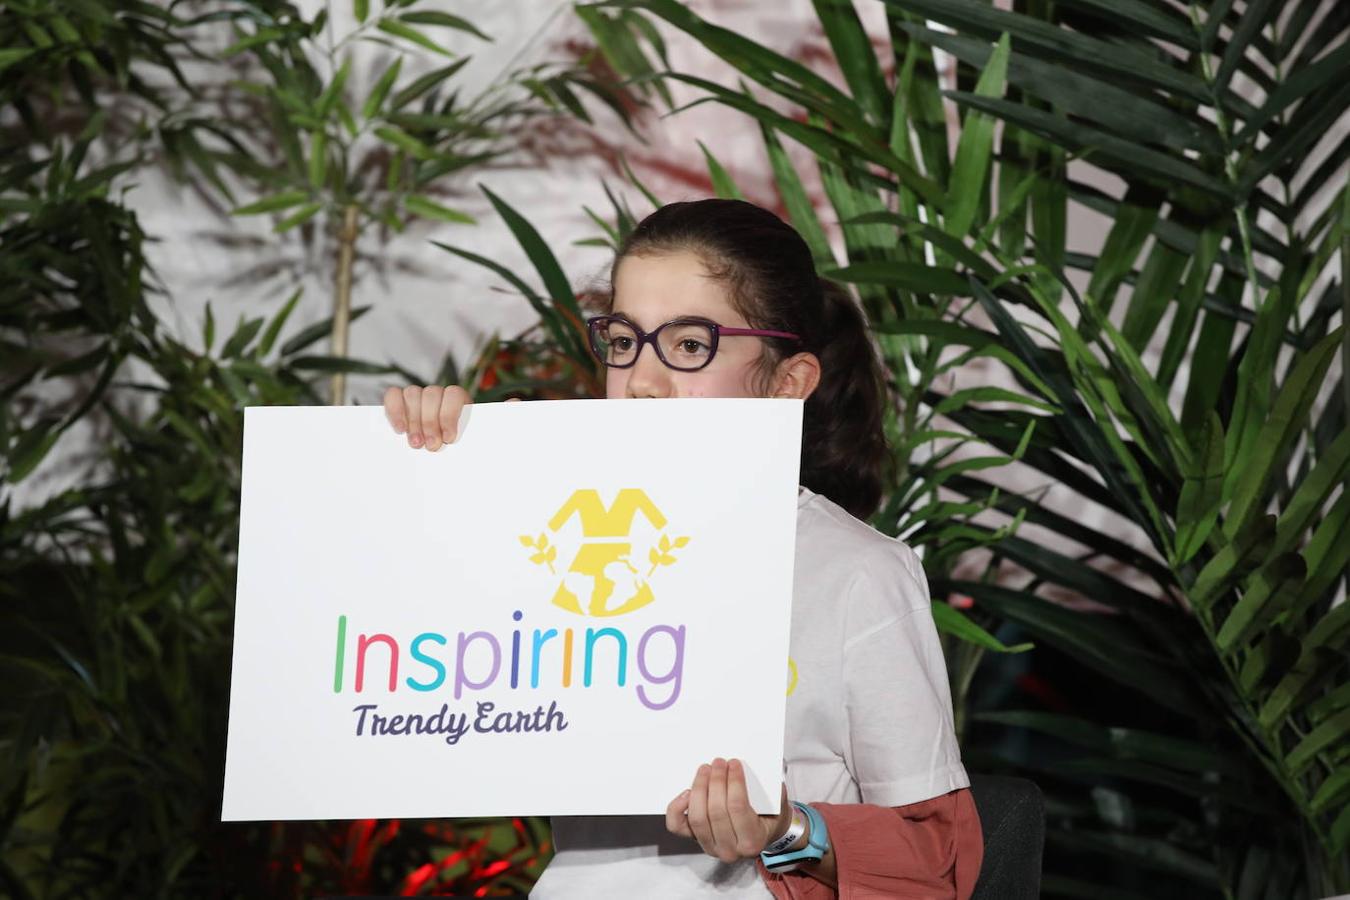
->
[329,487,693,748]
[520,488,690,617]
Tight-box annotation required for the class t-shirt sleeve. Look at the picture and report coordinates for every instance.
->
[841,542,969,808]
[756,788,984,900]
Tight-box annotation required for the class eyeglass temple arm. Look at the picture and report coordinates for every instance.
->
[718,327,801,340]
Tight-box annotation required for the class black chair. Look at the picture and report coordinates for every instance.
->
[969,774,1044,899]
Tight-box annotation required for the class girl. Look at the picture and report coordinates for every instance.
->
[383,199,982,898]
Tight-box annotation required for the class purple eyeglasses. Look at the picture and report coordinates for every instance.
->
[586,315,800,372]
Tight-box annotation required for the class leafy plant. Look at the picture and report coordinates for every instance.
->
[0,1,583,895]
[499,0,1346,895]
[166,0,638,405]
[5,0,1345,896]
[1,290,555,896]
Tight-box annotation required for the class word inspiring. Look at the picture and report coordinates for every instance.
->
[331,610,687,712]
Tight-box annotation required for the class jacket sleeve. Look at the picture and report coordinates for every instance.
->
[757,787,983,900]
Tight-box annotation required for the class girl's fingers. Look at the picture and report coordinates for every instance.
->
[681,759,763,862]
[665,789,693,838]
[383,386,408,434]
[402,385,424,449]
[386,385,470,450]
[706,758,739,862]
[726,759,762,856]
[420,386,445,451]
[685,764,714,854]
[438,385,470,445]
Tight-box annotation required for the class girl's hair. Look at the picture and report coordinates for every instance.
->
[608,198,889,519]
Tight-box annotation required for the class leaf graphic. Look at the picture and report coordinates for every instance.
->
[659,534,671,551]
[674,536,690,548]
[530,552,547,564]
[545,546,557,562]
[537,532,547,547]
[519,535,535,547]
[649,548,660,565]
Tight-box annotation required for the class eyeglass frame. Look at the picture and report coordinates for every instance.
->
[586,314,801,372]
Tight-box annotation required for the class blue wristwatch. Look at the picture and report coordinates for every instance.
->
[760,801,829,873]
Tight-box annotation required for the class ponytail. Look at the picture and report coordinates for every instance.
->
[800,279,888,519]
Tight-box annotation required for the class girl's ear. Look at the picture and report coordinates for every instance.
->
[771,352,822,400]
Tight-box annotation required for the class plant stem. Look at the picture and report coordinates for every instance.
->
[1187,4,1265,317]
[1341,182,1350,419]
[329,204,359,406]
[952,641,985,743]
[1267,18,1300,332]
[1192,584,1324,859]
[1182,4,1335,859]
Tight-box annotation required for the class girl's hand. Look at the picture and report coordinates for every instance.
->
[665,758,792,863]
[382,385,470,451]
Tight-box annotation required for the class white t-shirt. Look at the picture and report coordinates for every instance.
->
[530,487,969,898]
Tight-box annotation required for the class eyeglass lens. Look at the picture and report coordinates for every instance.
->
[592,319,716,371]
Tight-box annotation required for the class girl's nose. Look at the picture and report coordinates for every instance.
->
[625,344,673,398]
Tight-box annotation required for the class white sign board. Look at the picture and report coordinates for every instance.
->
[222,399,802,821]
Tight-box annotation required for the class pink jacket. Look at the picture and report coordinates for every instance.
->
[758,788,983,900]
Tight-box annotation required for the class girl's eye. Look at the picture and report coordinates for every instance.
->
[675,338,710,356]
[611,336,634,351]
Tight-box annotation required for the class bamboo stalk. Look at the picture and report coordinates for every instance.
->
[1341,182,1349,420]
[329,204,359,406]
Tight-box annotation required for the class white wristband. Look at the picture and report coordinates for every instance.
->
[761,804,806,855]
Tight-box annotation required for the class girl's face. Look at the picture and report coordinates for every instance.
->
[607,250,773,400]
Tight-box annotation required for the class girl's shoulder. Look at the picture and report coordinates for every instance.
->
[795,487,930,626]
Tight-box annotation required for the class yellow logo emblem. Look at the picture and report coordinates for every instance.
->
[519,488,689,617]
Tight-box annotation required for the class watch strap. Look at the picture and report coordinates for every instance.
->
[760,802,829,873]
